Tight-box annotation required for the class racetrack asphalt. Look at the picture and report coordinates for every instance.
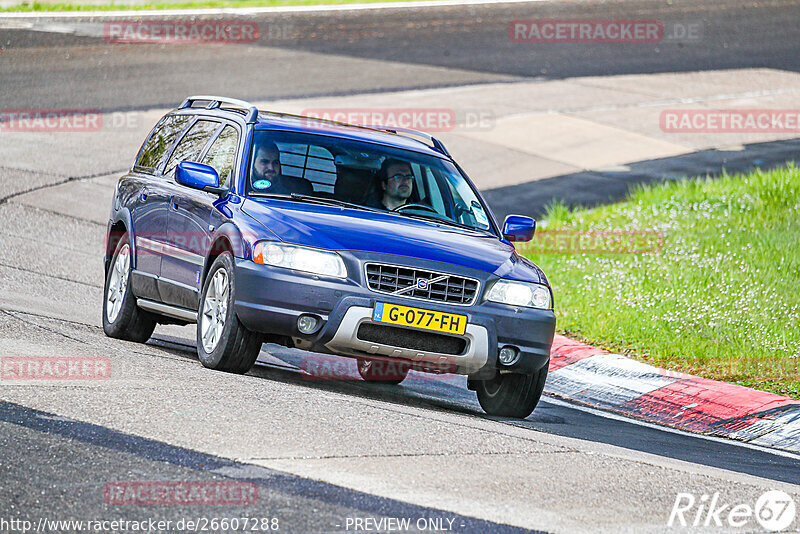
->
[2,0,800,111]
[1,0,800,531]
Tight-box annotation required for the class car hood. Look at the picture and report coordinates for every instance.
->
[242,199,544,281]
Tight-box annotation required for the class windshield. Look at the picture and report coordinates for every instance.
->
[246,130,496,234]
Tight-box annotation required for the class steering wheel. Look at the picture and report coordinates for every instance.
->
[393,203,439,214]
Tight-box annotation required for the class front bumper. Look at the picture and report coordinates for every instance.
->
[233,254,556,378]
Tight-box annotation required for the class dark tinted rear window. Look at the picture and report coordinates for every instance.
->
[136,115,191,171]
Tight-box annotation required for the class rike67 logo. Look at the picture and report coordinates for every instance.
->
[669,490,797,531]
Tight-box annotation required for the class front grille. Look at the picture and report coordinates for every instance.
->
[365,263,479,305]
[356,323,467,355]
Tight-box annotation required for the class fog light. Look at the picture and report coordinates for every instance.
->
[297,314,320,334]
[498,346,519,365]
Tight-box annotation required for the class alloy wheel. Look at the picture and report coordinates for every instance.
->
[106,244,130,323]
[201,268,229,353]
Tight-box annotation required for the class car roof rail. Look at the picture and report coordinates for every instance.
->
[192,102,451,156]
[179,95,259,124]
[363,124,451,157]
[255,111,452,156]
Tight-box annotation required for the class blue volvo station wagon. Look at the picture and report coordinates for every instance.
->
[103,96,556,417]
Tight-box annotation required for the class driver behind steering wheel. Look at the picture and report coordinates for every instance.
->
[374,158,415,210]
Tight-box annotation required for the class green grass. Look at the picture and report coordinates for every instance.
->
[0,0,416,12]
[519,164,800,398]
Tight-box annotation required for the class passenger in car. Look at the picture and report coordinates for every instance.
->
[251,141,313,195]
[372,158,414,210]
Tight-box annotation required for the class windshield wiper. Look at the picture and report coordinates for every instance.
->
[248,192,382,213]
[396,211,494,235]
[247,192,291,200]
[290,194,384,212]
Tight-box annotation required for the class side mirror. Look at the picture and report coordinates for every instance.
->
[502,215,536,242]
[176,161,224,195]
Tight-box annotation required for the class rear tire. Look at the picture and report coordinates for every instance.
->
[197,252,261,374]
[102,233,156,343]
[475,366,548,418]
[357,358,409,385]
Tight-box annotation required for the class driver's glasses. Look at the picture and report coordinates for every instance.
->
[389,173,414,182]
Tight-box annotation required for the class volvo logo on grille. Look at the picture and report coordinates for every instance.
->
[381,269,472,303]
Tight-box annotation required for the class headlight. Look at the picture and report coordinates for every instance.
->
[253,242,347,278]
[486,280,551,309]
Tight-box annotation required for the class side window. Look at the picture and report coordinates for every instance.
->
[201,125,239,188]
[444,175,491,230]
[410,163,425,201]
[422,167,446,214]
[136,115,190,171]
[164,120,220,177]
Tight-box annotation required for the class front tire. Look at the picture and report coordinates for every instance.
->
[475,366,548,418]
[197,252,261,374]
[357,358,409,385]
[102,233,156,343]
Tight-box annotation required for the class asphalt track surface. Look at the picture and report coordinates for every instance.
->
[1,0,800,532]
[0,402,536,534]
[2,0,800,111]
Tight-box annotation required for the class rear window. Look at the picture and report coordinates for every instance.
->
[135,115,191,172]
[277,142,337,194]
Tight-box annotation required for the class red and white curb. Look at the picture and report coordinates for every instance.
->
[546,334,800,453]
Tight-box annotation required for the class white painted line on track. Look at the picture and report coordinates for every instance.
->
[540,395,800,461]
[0,0,548,19]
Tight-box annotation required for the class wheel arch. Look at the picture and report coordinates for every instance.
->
[104,210,133,280]
[202,222,245,287]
